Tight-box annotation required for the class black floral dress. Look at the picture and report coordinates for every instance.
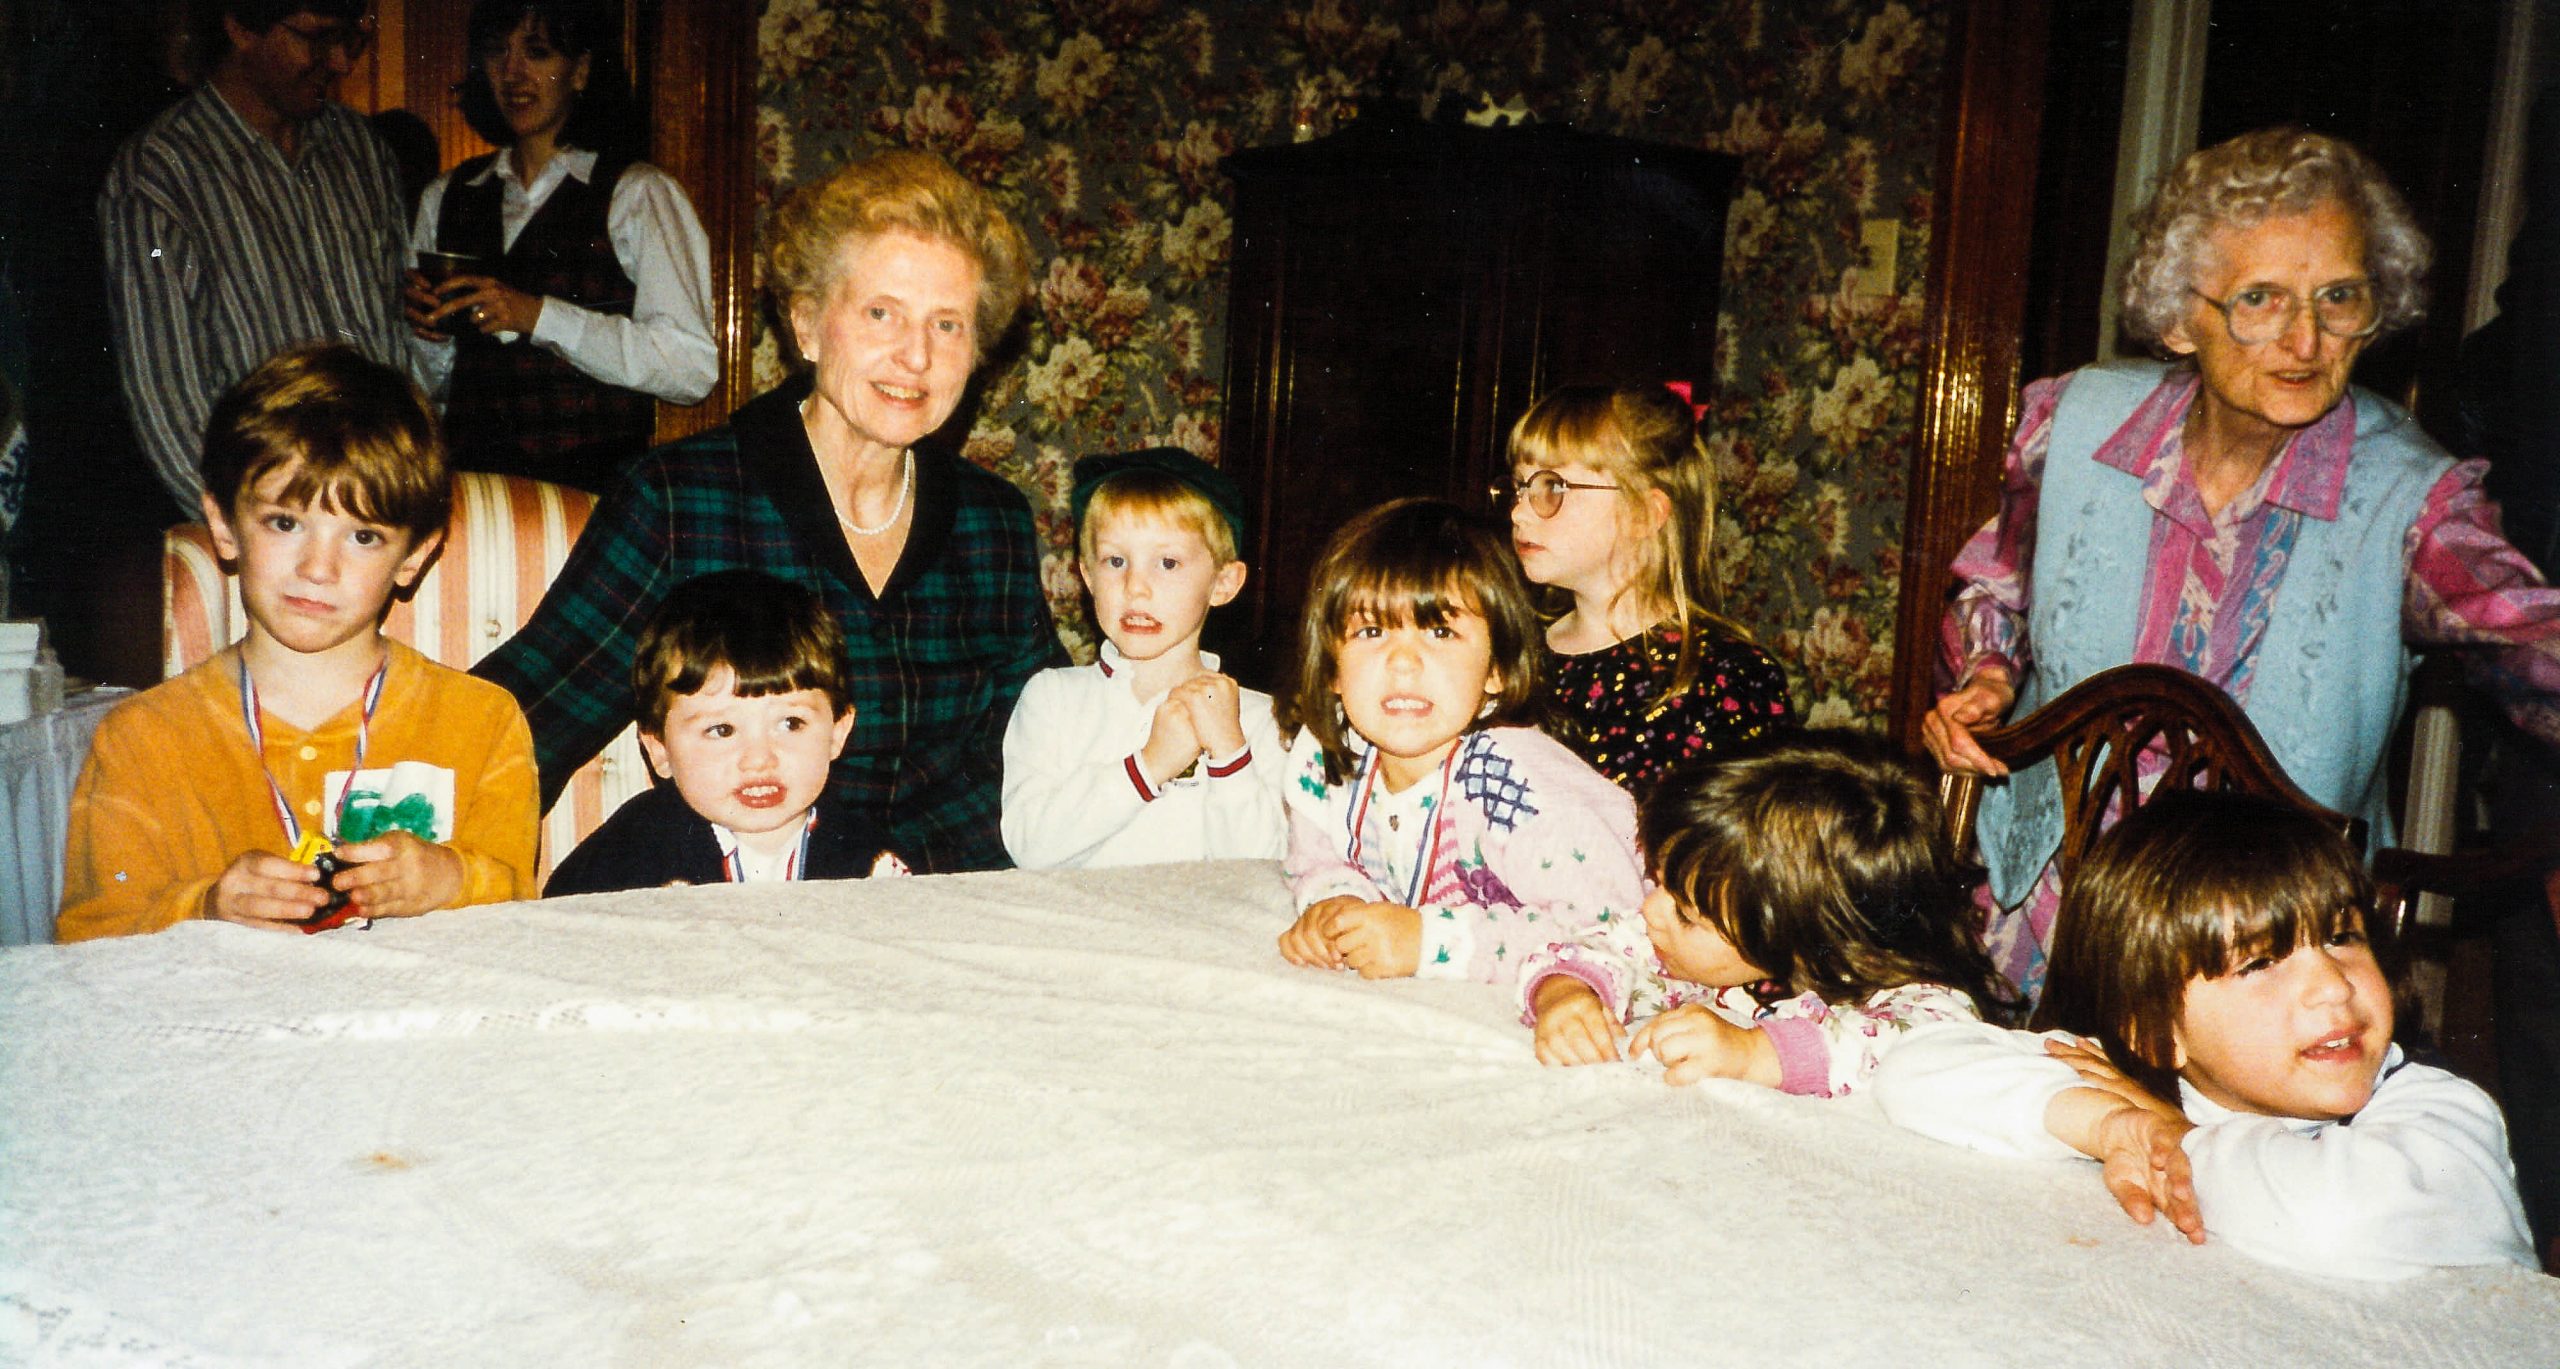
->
[1541,622,1795,801]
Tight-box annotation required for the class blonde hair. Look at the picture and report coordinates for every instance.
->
[1078,472,1239,566]
[764,149,1033,360]
[1508,384,1740,696]
[2120,126,2430,348]
[201,343,450,543]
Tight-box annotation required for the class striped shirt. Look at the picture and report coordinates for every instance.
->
[99,84,411,515]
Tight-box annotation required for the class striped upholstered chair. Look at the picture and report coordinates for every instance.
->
[162,470,649,881]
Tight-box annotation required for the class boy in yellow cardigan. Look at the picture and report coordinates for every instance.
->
[58,344,537,940]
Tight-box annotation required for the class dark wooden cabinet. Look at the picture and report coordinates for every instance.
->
[1217,115,1737,687]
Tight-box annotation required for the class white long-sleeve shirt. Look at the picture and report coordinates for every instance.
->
[1872,1020,2535,1280]
[408,147,716,404]
[1000,645,1287,869]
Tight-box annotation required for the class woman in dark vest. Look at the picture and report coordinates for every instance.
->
[400,0,715,493]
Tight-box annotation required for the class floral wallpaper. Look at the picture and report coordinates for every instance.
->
[753,0,1944,727]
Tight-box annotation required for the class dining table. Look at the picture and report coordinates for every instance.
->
[3,859,2554,1367]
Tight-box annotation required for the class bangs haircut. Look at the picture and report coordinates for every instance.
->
[2036,790,2372,1099]
[1640,732,2014,1023]
[630,570,853,734]
[765,149,1032,362]
[202,343,450,543]
[1508,383,1742,695]
[1079,471,1237,566]
[1280,498,1545,784]
[456,0,643,159]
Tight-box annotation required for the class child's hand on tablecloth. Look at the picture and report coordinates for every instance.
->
[2045,1084,2203,1243]
[1327,901,1420,978]
[1631,1002,1778,1087]
[1280,894,1361,969]
[1531,976,1625,1066]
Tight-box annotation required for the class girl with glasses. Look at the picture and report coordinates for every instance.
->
[1506,383,1794,802]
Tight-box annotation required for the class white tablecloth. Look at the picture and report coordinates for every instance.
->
[0,687,128,947]
[3,861,2554,1366]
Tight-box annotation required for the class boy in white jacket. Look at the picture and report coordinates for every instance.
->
[1001,448,1286,869]
[1872,791,2532,1280]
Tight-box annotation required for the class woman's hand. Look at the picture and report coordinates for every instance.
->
[1279,894,1361,969]
[1531,976,1625,1066]
[1630,1003,1779,1086]
[426,274,546,337]
[330,832,465,920]
[1327,901,1421,978]
[1920,665,2016,777]
[401,270,453,342]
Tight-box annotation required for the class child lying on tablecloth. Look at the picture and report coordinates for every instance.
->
[1873,790,2535,1280]
[1519,732,2013,1095]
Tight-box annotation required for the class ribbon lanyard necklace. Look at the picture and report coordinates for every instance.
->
[238,651,387,859]
[1344,742,1460,907]
[722,812,817,884]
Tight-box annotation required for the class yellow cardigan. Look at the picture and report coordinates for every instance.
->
[58,639,538,940]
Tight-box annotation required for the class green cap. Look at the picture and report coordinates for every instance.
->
[1068,447,1248,550]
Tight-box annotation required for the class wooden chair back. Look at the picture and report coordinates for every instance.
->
[1938,663,2361,888]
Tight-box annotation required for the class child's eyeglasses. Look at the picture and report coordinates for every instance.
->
[1506,470,1619,518]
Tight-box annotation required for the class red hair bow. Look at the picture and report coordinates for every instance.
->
[1664,380,1709,424]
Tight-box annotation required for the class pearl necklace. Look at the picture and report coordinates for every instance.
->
[836,450,914,537]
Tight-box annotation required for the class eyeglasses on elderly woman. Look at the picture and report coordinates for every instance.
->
[2185,280,2382,348]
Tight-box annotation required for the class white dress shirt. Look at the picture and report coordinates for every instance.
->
[409,146,716,405]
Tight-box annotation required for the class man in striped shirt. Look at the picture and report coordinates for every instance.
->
[100,1,411,517]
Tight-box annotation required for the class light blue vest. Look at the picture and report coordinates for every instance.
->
[1977,359,2448,905]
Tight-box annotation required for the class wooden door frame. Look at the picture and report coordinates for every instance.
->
[1886,0,2051,749]
[644,0,756,442]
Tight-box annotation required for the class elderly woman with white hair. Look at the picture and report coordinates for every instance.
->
[1921,126,2560,1000]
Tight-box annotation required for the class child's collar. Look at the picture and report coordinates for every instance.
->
[1097,639,1220,697]
[710,809,820,881]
